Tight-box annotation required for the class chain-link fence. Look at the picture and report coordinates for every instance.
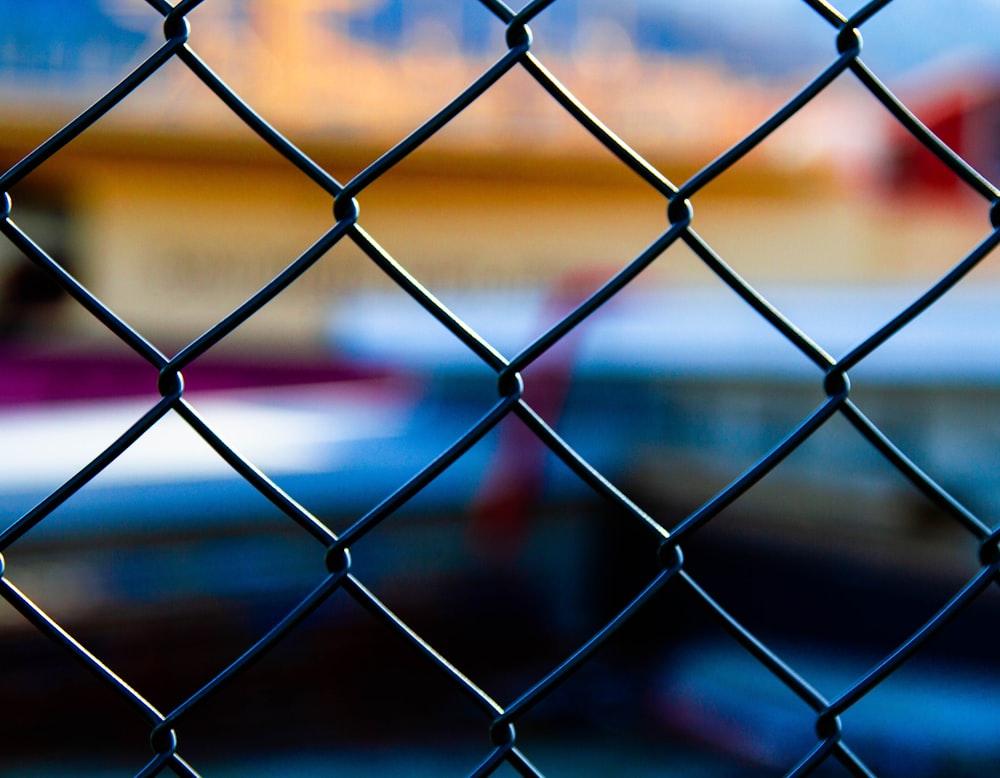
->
[2,1,1000,776]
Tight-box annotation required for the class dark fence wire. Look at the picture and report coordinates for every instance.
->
[1,1,999,776]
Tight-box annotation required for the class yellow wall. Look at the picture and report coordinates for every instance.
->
[2,121,993,353]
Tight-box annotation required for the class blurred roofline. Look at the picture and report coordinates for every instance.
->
[0,109,837,200]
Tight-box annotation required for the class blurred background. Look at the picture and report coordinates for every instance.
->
[3,1,1000,775]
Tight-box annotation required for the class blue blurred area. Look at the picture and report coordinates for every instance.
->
[2,0,998,88]
[0,0,151,88]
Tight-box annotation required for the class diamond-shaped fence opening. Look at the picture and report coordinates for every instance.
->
[2,1,1000,776]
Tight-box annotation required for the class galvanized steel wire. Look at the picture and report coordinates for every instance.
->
[2,1,1000,776]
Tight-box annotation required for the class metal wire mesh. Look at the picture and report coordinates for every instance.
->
[2,1,1000,775]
